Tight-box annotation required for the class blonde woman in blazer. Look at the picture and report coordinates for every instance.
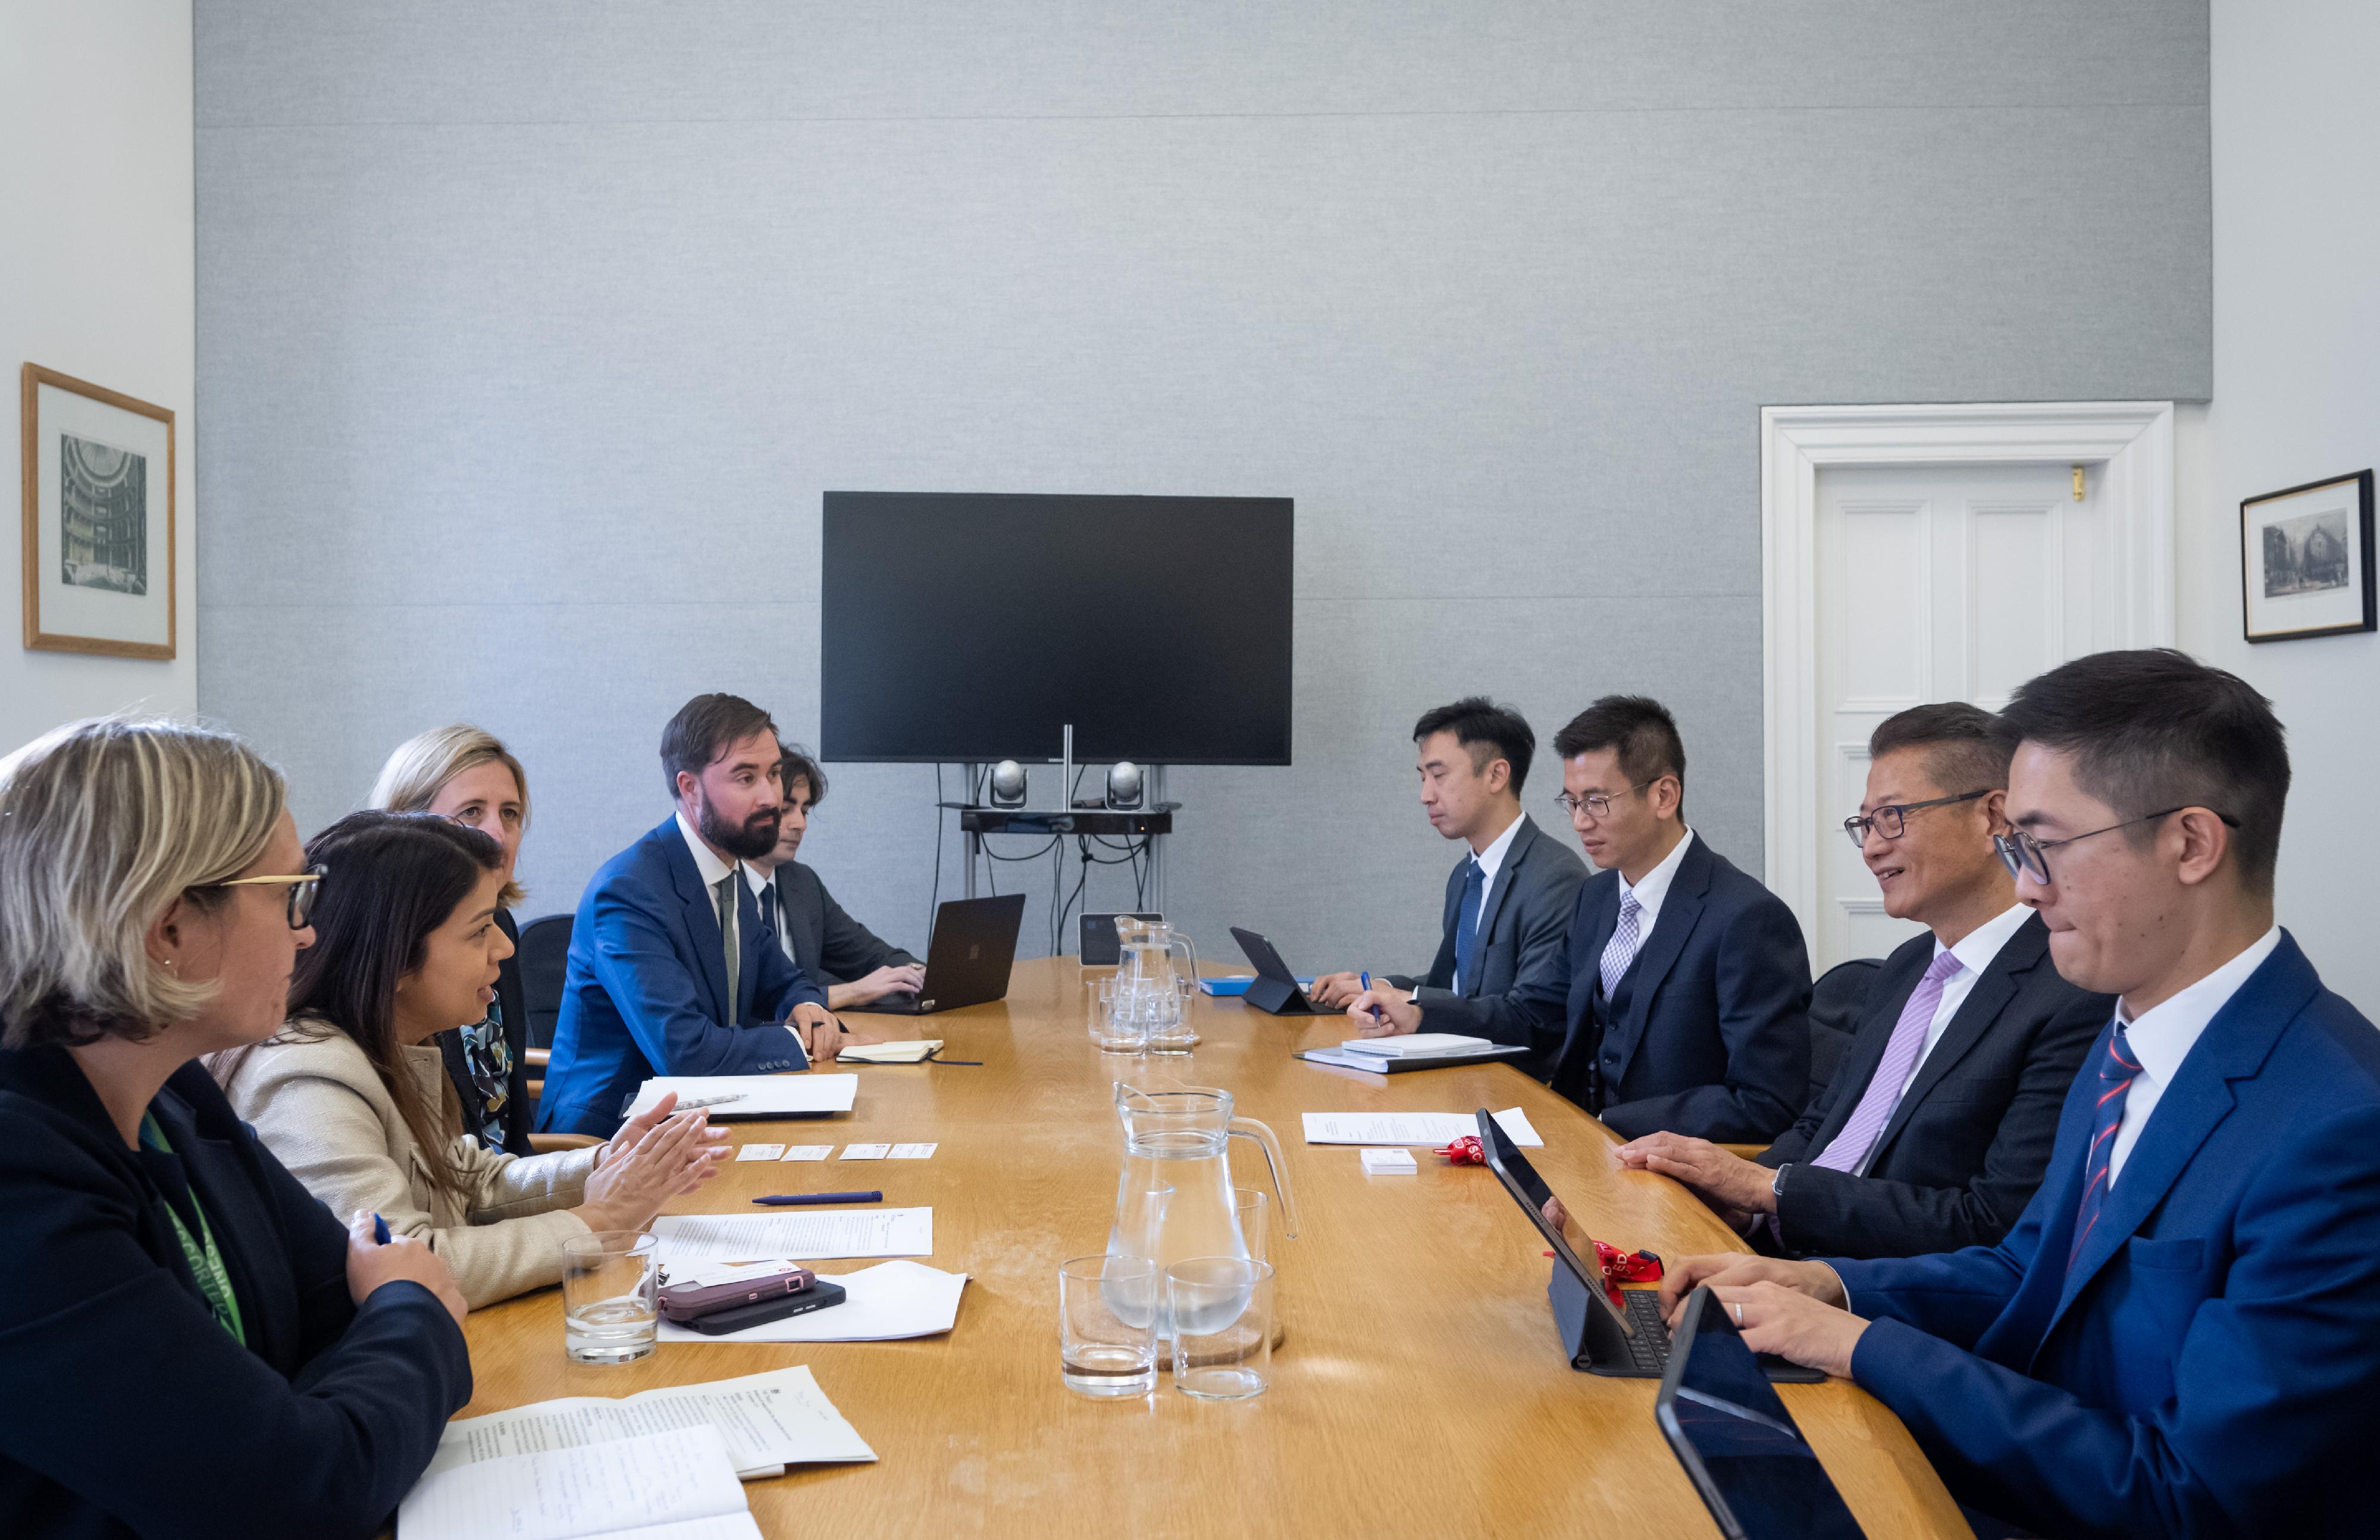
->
[217,812,726,1309]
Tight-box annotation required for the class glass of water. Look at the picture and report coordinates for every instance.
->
[1059,1254,1159,1397]
[1088,976,1146,1053]
[563,1230,659,1364]
[1168,1256,1274,1400]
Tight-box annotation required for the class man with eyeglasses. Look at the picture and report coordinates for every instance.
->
[1539,695,1809,1141]
[1606,702,2109,1259]
[1660,649,2380,1539]
[1311,698,1586,1046]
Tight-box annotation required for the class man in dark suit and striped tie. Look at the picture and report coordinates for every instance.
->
[1662,650,2380,1539]
[1609,702,2110,1259]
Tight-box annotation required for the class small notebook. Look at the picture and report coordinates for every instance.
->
[399,1425,760,1540]
[1339,1033,1495,1058]
[835,1039,943,1064]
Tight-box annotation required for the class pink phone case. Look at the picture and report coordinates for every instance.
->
[657,1264,815,1322]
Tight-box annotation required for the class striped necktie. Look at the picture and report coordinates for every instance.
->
[2070,1025,2145,1270]
[714,873,740,1018]
[1811,949,1965,1174]
[1599,892,1644,1000]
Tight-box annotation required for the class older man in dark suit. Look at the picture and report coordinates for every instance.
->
[1543,695,1810,1143]
[1615,702,2109,1259]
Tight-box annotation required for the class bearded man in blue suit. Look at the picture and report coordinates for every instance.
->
[1661,650,2380,1539]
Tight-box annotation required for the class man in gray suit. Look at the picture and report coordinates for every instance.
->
[1311,698,1587,1046]
[741,744,923,1011]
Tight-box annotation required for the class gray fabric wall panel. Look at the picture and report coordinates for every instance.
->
[194,2,2210,971]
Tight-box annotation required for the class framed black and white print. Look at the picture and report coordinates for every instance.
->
[2241,469,2375,644]
[20,362,176,659]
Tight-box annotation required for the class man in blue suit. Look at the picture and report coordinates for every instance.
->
[537,694,885,1136]
[1543,695,1810,1141]
[1664,650,2380,1539]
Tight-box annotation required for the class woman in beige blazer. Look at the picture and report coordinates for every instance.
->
[215,811,727,1308]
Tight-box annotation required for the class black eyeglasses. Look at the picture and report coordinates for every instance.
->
[1555,780,1658,820]
[195,864,326,929]
[1994,809,2240,885]
[1842,789,1993,848]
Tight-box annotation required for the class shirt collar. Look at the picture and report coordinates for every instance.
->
[2118,926,2284,1086]
[1939,902,2034,976]
[674,809,739,890]
[743,862,775,898]
[1619,826,1695,919]
[1470,810,1526,885]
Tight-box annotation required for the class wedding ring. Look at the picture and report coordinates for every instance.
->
[1731,1303,1743,1326]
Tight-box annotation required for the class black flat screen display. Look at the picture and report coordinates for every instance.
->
[821,492,1293,764]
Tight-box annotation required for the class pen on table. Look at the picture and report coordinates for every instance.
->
[371,1212,392,1244]
[667,1093,747,1112]
[752,1191,884,1206]
[1359,971,1386,1023]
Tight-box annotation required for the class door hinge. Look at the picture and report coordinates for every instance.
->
[2072,466,2085,501]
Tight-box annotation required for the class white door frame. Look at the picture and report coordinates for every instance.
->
[1761,401,2177,945]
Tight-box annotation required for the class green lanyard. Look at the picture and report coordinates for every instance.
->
[139,1113,248,1347]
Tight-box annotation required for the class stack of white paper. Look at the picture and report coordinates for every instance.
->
[419,1365,876,1483]
[659,1261,970,1344]
[1341,1033,1495,1059]
[400,1424,761,1539]
[625,1074,857,1120]
[1300,1108,1545,1147]
[650,1207,934,1263]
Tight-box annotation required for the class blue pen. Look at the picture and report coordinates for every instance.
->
[753,1191,884,1206]
[1360,971,1386,1023]
[371,1212,392,1245]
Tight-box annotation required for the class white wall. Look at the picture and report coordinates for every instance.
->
[2187,0,2380,1009]
[0,1,198,754]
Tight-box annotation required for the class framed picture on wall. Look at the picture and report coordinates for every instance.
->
[18,362,176,658]
[2240,469,2375,644]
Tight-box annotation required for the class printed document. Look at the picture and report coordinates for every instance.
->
[1300,1109,1544,1147]
[652,1207,933,1262]
[624,1074,859,1120]
[399,1425,762,1539]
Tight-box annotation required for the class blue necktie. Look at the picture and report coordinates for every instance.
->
[753,879,779,960]
[2071,1024,2144,1271]
[1453,858,1485,995]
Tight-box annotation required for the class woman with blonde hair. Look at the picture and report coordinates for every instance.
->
[0,717,469,1539]
[369,723,537,1152]
[215,811,728,1309]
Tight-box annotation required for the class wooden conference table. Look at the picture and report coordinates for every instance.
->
[464,958,1972,1539]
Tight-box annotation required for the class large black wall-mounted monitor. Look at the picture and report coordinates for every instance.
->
[821,492,1294,766]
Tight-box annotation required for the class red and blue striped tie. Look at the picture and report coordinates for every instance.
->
[2070,1025,2144,1271]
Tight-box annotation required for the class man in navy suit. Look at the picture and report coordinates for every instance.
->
[1611,702,2108,1258]
[1311,698,1586,1046]
[537,694,887,1137]
[1543,695,1809,1141]
[1664,650,2380,1539]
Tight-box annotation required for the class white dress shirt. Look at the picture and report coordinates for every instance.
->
[1454,811,1526,992]
[1850,902,2034,1175]
[744,863,800,963]
[1617,826,1697,942]
[676,810,740,961]
[2107,926,2282,1185]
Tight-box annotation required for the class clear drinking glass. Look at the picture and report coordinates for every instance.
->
[1232,1187,1270,1265]
[1145,974,1201,1054]
[1168,1256,1274,1400]
[1089,974,1147,1052]
[1059,1254,1160,1397]
[563,1230,659,1363]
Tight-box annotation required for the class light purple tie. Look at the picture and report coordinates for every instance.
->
[1811,949,1966,1175]
[1599,892,1644,999]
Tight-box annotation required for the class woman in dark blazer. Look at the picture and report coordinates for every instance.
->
[370,724,536,1153]
[0,716,471,1540]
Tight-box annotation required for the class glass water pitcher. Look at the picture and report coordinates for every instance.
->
[1106,1084,1298,1339]
[1113,917,1200,1052]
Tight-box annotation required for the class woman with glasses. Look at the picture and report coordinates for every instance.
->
[213,811,728,1309]
[369,724,536,1154]
[0,717,469,1539]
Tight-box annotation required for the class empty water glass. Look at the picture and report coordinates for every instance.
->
[563,1230,659,1364]
[1232,1187,1270,1265]
[1168,1256,1274,1400]
[1059,1254,1160,1397]
[1089,975,1147,1052]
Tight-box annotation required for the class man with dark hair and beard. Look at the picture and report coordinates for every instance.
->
[537,694,888,1136]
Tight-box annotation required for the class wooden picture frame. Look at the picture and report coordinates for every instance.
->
[20,362,177,659]
[2240,469,2376,644]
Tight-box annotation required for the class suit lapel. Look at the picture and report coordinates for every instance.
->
[2041,935,2318,1338]
[1864,922,2043,1166]
[772,867,812,966]
[1471,817,1537,962]
[1611,836,1712,1062]
[660,821,733,1024]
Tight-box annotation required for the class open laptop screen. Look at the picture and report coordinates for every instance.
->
[1655,1289,1868,1540]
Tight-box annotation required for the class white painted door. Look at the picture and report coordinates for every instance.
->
[1809,462,2116,970]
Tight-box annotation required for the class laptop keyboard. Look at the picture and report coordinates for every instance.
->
[1621,1289,1673,1372]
